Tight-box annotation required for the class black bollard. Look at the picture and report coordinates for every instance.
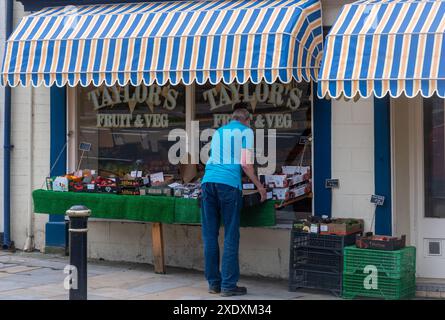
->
[66,205,91,300]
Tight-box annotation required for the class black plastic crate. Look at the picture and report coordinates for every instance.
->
[291,231,358,250]
[289,268,342,296]
[291,248,343,273]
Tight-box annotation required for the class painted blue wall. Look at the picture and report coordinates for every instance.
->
[313,82,332,217]
[374,96,392,235]
[45,86,68,248]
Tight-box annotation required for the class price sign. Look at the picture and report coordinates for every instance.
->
[325,179,339,188]
[371,195,385,206]
[79,142,92,152]
[299,136,310,145]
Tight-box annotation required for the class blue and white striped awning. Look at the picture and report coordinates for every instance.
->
[1,0,323,88]
[318,0,445,99]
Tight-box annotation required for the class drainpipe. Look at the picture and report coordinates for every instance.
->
[24,86,35,252]
[3,0,13,249]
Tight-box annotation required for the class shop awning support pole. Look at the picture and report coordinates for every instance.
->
[2,0,14,250]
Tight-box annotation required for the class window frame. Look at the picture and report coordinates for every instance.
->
[67,82,315,223]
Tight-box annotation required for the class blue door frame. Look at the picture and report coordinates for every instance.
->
[374,96,392,235]
[313,82,332,217]
[45,87,68,248]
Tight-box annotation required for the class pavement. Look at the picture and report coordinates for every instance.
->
[0,250,339,300]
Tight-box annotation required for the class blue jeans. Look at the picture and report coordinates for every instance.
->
[201,182,243,290]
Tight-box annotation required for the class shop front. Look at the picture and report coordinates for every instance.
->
[1,0,333,278]
[318,0,445,279]
[7,0,437,287]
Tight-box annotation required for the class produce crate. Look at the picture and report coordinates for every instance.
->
[343,246,416,279]
[342,272,416,300]
[356,234,406,250]
[292,248,343,273]
[320,219,364,236]
[289,268,342,296]
[291,231,358,251]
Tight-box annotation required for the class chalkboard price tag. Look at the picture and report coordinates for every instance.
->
[299,136,310,145]
[325,179,339,188]
[371,195,385,206]
[79,142,92,152]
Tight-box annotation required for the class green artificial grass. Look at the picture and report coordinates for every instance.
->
[33,189,276,227]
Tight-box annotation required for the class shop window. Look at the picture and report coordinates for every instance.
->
[195,81,312,213]
[424,95,445,218]
[76,84,186,177]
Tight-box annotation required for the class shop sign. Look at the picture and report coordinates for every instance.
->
[213,113,293,129]
[88,84,179,112]
[203,83,303,112]
[96,113,169,128]
[89,84,178,128]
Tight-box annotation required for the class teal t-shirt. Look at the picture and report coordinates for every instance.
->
[202,120,254,190]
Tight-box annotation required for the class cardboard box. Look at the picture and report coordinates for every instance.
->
[287,173,310,187]
[320,218,364,236]
[265,174,288,188]
[273,183,310,201]
[95,177,119,194]
[289,184,309,198]
[356,233,406,250]
[282,166,310,175]
[272,188,288,200]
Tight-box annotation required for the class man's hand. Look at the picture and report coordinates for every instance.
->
[258,186,267,203]
[241,148,268,203]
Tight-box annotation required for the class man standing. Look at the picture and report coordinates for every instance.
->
[201,104,267,297]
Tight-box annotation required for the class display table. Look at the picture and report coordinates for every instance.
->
[32,189,276,273]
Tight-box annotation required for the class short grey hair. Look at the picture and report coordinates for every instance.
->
[232,108,250,122]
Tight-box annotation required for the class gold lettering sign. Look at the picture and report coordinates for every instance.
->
[96,114,169,128]
[213,113,292,129]
[88,84,179,113]
[203,83,303,112]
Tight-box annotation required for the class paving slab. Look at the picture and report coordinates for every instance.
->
[0,250,341,300]
[0,266,42,274]
[0,279,33,292]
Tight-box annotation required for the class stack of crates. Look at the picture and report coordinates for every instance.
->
[342,246,416,300]
[289,231,358,296]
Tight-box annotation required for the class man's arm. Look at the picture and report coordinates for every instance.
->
[241,149,267,202]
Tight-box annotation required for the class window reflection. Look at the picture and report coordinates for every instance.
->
[77,84,186,177]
